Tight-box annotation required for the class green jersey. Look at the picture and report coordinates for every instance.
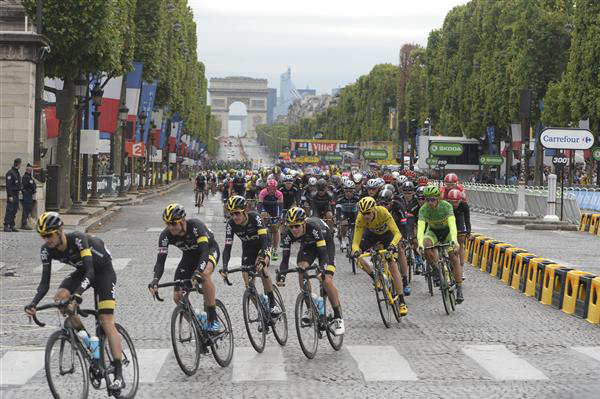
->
[418,200,454,230]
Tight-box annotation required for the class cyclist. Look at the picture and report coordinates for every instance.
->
[417,186,464,303]
[245,175,258,211]
[280,175,300,216]
[258,178,283,261]
[399,181,425,274]
[195,172,206,207]
[447,189,471,271]
[351,197,408,316]
[277,207,344,336]
[310,178,336,231]
[300,177,317,213]
[209,171,217,195]
[377,189,412,296]
[220,174,232,222]
[230,170,247,197]
[221,196,281,315]
[148,204,223,332]
[25,212,125,391]
[363,178,380,199]
[335,180,360,251]
[440,173,464,200]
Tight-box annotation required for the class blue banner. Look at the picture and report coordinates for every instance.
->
[486,126,495,154]
[137,80,157,142]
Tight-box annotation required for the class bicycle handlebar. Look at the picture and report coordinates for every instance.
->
[152,279,199,301]
[30,301,95,327]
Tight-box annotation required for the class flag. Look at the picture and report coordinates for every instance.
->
[138,80,157,142]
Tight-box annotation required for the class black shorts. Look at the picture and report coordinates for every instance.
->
[359,230,395,252]
[59,263,117,315]
[455,214,467,233]
[297,239,336,276]
[241,245,264,268]
[174,244,220,282]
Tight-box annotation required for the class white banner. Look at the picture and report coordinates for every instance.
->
[151,149,162,162]
[80,129,100,154]
[98,139,111,154]
[510,123,521,142]
[169,153,176,164]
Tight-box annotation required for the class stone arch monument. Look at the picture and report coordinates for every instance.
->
[208,76,268,139]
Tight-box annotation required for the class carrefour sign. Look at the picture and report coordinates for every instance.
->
[540,128,594,150]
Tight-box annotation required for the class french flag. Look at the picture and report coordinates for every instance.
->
[89,75,122,139]
[126,62,144,139]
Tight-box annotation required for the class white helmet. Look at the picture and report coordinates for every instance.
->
[308,177,317,186]
[375,178,385,188]
[344,180,355,189]
[391,171,400,179]
[353,173,363,184]
[396,175,408,184]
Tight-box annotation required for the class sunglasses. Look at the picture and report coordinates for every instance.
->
[426,198,438,203]
[288,224,303,230]
[231,210,244,216]
[40,232,56,239]
[166,221,180,226]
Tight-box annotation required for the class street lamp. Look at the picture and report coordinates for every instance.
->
[137,112,147,190]
[87,82,103,205]
[68,74,87,213]
[118,106,129,197]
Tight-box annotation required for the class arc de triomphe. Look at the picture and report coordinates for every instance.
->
[208,77,268,139]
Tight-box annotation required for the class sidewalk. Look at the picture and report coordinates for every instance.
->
[60,180,190,233]
[471,213,599,275]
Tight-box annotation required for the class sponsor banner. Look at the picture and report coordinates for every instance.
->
[295,156,320,163]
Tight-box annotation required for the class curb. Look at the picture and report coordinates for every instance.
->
[466,233,599,325]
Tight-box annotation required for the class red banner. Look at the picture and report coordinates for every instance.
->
[311,142,338,153]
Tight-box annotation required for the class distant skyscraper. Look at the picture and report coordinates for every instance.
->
[266,88,277,124]
[273,67,314,121]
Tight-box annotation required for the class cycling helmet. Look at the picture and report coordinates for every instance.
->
[343,180,355,189]
[447,189,462,202]
[236,171,244,178]
[260,168,269,178]
[378,189,394,203]
[163,203,186,223]
[283,167,289,174]
[423,185,441,198]
[366,179,378,189]
[391,171,400,179]
[305,167,314,175]
[383,184,396,194]
[283,174,293,182]
[353,173,363,184]
[267,178,277,188]
[331,175,341,186]
[37,211,64,235]
[308,177,317,186]
[375,178,385,188]
[273,166,281,174]
[358,197,377,213]
[286,207,307,225]
[402,181,415,192]
[316,178,327,191]
[415,186,425,199]
[396,175,408,184]
[383,174,393,184]
[226,195,247,211]
[417,176,429,186]
[444,173,458,184]
[256,178,267,189]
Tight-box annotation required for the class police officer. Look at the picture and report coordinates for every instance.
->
[4,158,22,232]
[21,163,36,230]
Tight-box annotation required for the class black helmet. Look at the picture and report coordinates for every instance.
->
[415,186,425,199]
[383,184,395,194]
[377,189,394,204]
[226,195,246,211]
[37,212,64,235]
[163,203,186,223]
[316,178,327,191]
[402,181,415,192]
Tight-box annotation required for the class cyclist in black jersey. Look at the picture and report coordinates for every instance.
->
[277,208,345,336]
[221,196,281,315]
[230,171,247,197]
[25,212,125,391]
[335,180,359,251]
[447,189,471,271]
[398,181,425,273]
[309,179,335,231]
[195,173,206,206]
[280,175,300,219]
[148,203,223,333]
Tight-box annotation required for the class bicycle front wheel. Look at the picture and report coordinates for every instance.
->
[295,292,318,359]
[375,275,393,328]
[45,330,89,399]
[210,299,234,367]
[324,299,343,351]
[271,286,288,346]
[425,262,434,296]
[439,263,452,315]
[100,323,139,399]
[170,305,201,376]
[242,290,266,353]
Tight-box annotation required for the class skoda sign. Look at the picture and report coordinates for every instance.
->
[429,142,463,156]
[539,128,594,150]
[593,147,600,161]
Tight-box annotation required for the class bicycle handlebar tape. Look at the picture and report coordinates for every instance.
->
[562,271,595,315]
[585,277,600,324]
[490,243,512,278]
[510,253,535,290]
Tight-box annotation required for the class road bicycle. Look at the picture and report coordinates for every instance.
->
[425,243,456,315]
[277,264,343,359]
[358,248,402,328]
[31,301,139,399]
[223,264,288,352]
[153,279,234,374]
[345,222,356,274]
[401,239,415,284]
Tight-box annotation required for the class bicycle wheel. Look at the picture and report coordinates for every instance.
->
[210,299,234,367]
[100,324,139,399]
[170,305,201,376]
[324,299,343,351]
[45,330,89,399]
[389,276,402,323]
[425,262,434,296]
[439,263,451,315]
[445,260,457,311]
[406,249,414,283]
[242,290,266,353]
[271,286,288,346]
[294,292,318,359]
[375,274,393,328]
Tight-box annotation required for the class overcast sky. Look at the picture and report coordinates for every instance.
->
[191,0,469,96]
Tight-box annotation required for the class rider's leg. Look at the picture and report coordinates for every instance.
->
[388,260,404,297]
[458,234,466,268]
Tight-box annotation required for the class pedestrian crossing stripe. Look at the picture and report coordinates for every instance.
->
[112,258,131,271]
[2,345,598,386]
[146,227,164,232]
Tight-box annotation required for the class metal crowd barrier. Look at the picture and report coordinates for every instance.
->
[464,183,581,224]
[567,188,600,212]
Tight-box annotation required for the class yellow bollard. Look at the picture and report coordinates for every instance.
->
[491,244,512,277]
[511,253,534,290]
[524,258,545,297]
[501,248,525,284]
[586,277,600,324]
[540,264,562,305]
[562,271,594,315]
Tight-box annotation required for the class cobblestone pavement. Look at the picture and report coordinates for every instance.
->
[1,181,599,398]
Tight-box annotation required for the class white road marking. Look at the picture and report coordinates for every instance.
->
[0,350,44,385]
[462,345,548,380]
[110,228,128,234]
[571,346,600,363]
[112,258,131,271]
[346,345,418,381]
[146,227,164,232]
[136,348,171,383]
[232,347,287,382]
[165,257,181,270]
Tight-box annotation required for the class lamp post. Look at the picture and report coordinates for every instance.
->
[87,83,104,205]
[137,112,147,191]
[68,74,87,213]
[118,106,129,197]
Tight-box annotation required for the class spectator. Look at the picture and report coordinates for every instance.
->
[4,158,22,232]
[21,163,36,230]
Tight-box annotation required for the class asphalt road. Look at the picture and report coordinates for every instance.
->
[1,178,599,398]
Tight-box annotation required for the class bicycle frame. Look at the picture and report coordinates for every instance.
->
[359,249,396,304]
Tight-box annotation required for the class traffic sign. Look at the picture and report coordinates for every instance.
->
[479,155,503,166]
[593,147,600,161]
[540,128,594,150]
[552,152,569,166]
[362,149,388,160]
[426,157,439,166]
[429,142,464,156]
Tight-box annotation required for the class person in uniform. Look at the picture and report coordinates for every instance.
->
[21,163,36,230]
[4,158,22,232]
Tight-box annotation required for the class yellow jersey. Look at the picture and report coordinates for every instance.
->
[352,205,402,252]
